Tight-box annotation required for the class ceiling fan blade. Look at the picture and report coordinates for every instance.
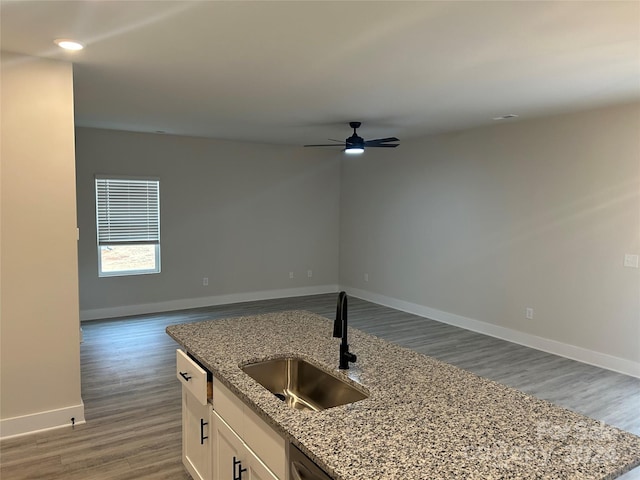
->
[304,144,345,147]
[364,137,399,145]
[305,124,399,150]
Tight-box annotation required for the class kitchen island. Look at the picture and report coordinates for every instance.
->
[167,310,640,480]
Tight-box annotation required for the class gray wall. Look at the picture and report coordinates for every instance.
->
[76,128,340,316]
[76,103,639,373]
[340,102,640,365]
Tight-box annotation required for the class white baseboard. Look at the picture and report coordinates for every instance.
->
[345,287,640,379]
[80,284,339,321]
[0,402,86,440]
[79,283,639,378]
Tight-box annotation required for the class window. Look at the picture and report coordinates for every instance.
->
[95,176,160,277]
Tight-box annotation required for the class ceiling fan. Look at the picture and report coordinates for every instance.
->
[304,122,399,154]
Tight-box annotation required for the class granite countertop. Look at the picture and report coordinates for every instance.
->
[166,310,640,480]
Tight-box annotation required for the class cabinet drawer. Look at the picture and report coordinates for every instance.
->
[176,349,210,405]
[213,377,244,436]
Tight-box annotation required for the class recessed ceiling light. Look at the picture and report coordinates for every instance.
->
[493,114,519,120]
[54,39,84,51]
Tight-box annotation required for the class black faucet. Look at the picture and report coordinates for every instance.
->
[333,291,357,369]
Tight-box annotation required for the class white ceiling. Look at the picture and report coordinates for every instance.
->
[2,1,639,146]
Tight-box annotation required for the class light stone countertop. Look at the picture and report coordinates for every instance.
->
[166,310,640,480]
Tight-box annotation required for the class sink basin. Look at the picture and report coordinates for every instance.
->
[241,357,368,411]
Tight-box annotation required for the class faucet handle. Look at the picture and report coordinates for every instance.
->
[339,343,357,369]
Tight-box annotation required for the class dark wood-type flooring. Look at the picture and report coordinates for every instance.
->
[1,294,638,479]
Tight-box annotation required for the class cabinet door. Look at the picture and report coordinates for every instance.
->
[245,453,279,480]
[183,388,212,480]
[212,411,279,480]
[212,410,244,480]
[213,377,286,479]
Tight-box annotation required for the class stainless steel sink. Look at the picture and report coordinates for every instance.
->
[241,357,368,411]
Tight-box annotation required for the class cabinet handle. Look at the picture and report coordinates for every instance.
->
[233,456,247,480]
[200,419,208,445]
[179,371,192,381]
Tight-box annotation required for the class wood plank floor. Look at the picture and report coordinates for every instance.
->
[1,294,638,479]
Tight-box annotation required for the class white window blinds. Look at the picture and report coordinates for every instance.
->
[95,177,160,245]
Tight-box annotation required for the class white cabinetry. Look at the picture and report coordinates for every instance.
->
[176,350,286,480]
[213,378,286,480]
[183,387,213,480]
[212,410,278,480]
[177,349,213,480]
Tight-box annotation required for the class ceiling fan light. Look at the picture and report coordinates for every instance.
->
[345,147,364,154]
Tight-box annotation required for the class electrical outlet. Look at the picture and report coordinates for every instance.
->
[203,277,208,286]
[364,273,369,282]
[289,271,294,279]
[525,307,534,320]
[624,254,639,268]
[307,270,313,278]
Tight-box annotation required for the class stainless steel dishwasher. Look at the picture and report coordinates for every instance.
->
[290,444,333,480]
